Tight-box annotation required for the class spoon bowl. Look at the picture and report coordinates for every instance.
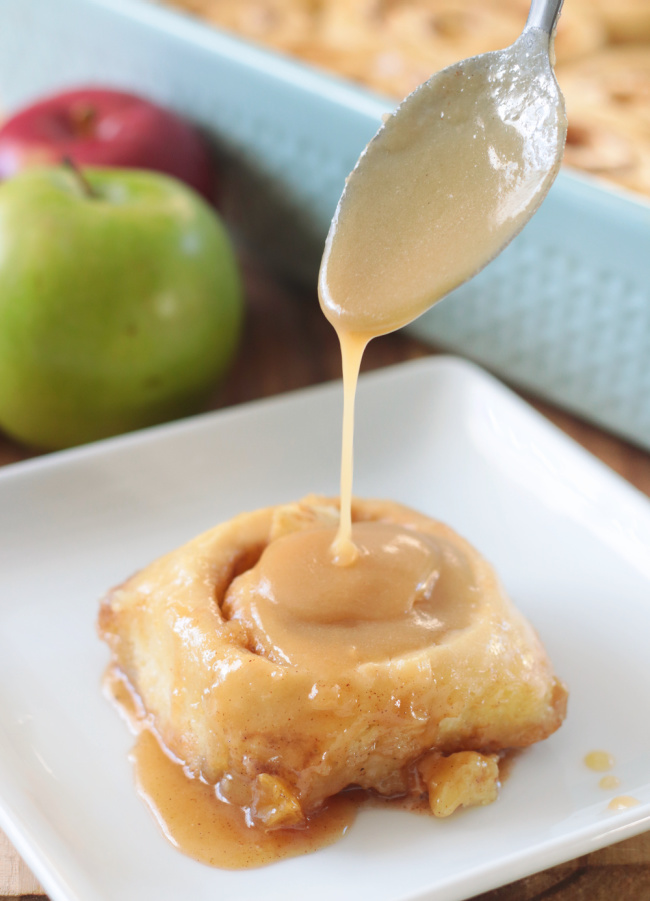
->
[319,0,567,338]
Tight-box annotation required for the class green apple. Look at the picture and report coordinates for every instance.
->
[0,165,243,449]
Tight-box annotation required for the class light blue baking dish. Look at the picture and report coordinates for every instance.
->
[2,0,649,449]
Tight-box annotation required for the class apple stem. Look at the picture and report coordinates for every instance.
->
[62,156,98,199]
[70,103,97,138]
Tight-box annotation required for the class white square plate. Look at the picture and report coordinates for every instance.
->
[1,356,649,901]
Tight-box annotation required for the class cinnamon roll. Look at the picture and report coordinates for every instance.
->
[99,496,567,831]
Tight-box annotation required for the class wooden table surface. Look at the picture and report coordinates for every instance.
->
[1,261,649,900]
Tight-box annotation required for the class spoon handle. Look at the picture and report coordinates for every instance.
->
[525,0,564,35]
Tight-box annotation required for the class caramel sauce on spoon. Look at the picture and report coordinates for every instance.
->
[320,26,566,560]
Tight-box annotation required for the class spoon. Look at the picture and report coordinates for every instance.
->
[319,0,567,338]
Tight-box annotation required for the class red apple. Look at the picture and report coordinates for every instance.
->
[0,87,215,200]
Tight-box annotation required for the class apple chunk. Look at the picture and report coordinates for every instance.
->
[0,166,243,450]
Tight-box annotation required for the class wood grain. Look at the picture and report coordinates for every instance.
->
[1,260,649,898]
[0,832,41,895]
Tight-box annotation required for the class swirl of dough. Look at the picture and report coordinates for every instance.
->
[590,0,650,44]
[99,496,566,827]
[171,0,317,51]
[558,46,650,194]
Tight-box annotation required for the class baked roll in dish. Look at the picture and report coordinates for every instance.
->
[560,46,650,196]
[99,497,567,831]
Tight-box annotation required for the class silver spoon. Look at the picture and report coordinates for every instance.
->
[319,0,567,337]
